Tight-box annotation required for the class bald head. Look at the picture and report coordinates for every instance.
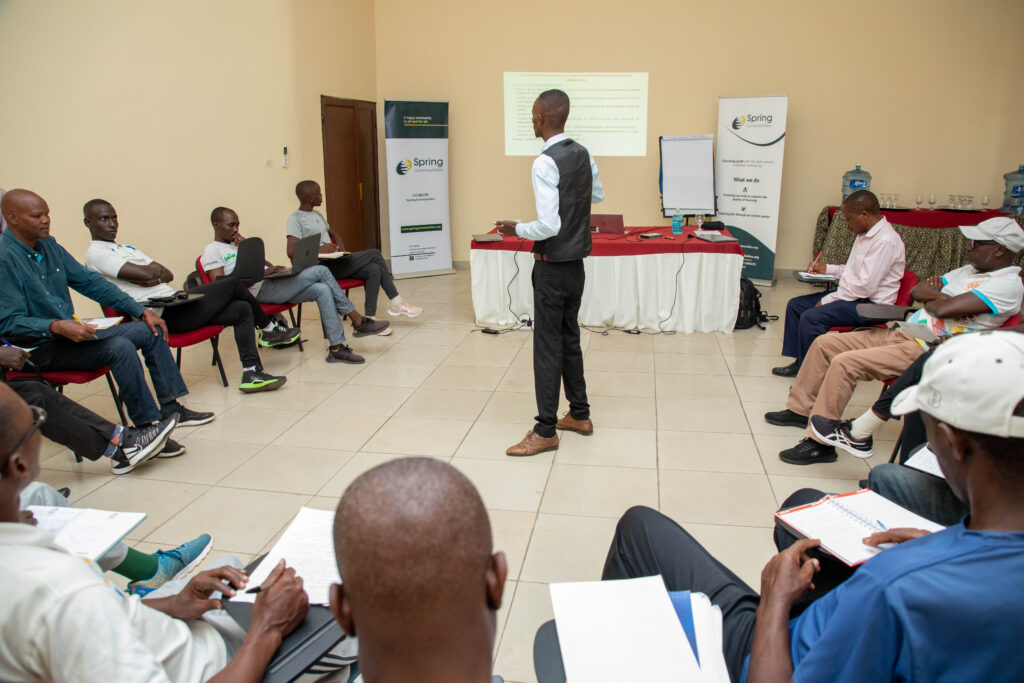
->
[1,189,51,246]
[844,189,880,216]
[332,458,505,679]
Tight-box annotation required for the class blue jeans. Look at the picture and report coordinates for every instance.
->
[256,265,355,346]
[35,321,188,426]
[868,463,965,526]
[781,293,873,366]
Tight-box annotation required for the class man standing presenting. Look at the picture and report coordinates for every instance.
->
[495,89,604,456]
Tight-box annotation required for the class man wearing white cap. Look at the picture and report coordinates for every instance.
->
[604,331,1024,681]
[767,217,1024,465]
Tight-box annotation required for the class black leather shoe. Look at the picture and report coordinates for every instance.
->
[764,408,809,428]
[772,361,800,377]
[779,438,837,465]
[57,487,71,498]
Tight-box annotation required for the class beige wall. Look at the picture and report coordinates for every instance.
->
[373,0,1024,269]
[2,0,1021,287]
[0,0,375,291]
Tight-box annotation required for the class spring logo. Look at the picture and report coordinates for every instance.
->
[396,159,413,175]
[732,116,746,129]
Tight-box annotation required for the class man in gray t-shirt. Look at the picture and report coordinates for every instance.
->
[286,181,422,332]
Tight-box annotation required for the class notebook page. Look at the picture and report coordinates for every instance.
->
[235,507,341,605]
[28,506,146,560]
[776,499,881,565]
[905,445,945,479]
[549,576,702,682]
[833,490,945,534]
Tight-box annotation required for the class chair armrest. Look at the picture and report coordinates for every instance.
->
[856,304,917,321]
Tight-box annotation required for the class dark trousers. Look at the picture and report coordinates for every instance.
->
[9,379,117,461]
[602,506,759,682]
[872,349,931,461]
[781,293,873,365]
[324,249,398,317]
[33,321,188,427]
[163,278,269,368]
[532,259,588,438]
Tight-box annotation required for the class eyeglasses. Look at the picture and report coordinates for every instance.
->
[6,406,46,461]
[967,239,999,249]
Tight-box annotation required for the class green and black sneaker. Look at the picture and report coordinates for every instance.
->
[239,369,287,393]
[259,325,301,348]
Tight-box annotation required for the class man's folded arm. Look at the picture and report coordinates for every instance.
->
[61,244,146,317]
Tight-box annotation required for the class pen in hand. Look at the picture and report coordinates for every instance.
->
[809,250,824,272]
[1,338,36,368]
[243,581,274,595]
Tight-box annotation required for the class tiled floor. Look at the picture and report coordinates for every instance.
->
[37,270,899,683]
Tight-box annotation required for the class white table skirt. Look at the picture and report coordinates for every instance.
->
[470,250,742,334]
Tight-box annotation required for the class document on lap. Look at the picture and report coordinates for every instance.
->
[797,271,839,281]
[905,445,945,479]
[28,505,146,561]
[317,251,351,260]
[234,507,340,605]
[79,316,123,329]
[775,489,945,566]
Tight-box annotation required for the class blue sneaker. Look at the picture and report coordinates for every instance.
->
[128,534,213,596]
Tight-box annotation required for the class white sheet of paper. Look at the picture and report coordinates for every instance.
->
[690,592,730,682]
[317,251,350,260]
[797,271,839,281]
[235,507,340,605]
[80,316,123,329]
[549,576,701,683]
[28,506,145,561]
[905,445,945,479]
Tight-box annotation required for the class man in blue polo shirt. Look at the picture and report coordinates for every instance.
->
[603,331,1024,681]
[0,190,213,442]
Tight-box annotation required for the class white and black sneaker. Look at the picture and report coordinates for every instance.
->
[158,438,187,458]
[111,415,178,475]
[162,402,215,427]
[810,415,874,459]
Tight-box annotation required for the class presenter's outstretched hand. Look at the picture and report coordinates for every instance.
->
[494,220,518,237]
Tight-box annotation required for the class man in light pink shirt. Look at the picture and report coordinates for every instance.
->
[773,190,905,378]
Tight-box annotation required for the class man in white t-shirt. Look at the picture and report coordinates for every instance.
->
[0,382,310,682]
[202,207,389,364]
[82,199,294,394]
[286,180,422,335]
[766,217,1024,465]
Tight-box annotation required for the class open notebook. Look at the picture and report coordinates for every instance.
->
[28,506,145,561]
[775,489,945,566]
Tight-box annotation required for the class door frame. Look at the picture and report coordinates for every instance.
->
[320,95,382,251]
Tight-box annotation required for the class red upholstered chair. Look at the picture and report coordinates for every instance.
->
[828,271,918,334]
[103,305,229,387]
[4,367,127,425]
[195,257,304,353]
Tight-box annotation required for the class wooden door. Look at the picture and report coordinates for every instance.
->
[320,96,381,252]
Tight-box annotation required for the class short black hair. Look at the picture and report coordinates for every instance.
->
[82,198,112,217]
[295,180,319,199]
[536,89,570,129]
[843,190,880,216]
[210,206,232,224]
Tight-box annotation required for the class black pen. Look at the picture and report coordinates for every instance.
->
[1,338,36,368]
[243,582,273,595]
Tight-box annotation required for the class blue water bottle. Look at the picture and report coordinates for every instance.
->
[672,214,683,235]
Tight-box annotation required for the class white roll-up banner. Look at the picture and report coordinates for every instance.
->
[384,101,454,277]
[714,95,788,283]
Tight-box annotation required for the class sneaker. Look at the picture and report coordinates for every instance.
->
[239,369,287,393]
[327,344,365,364]
[259,325,301,348]
[771,361,799,378]
[810,415,874,459]
[352,317,391,337]
[387,300,423,318]
[127,534,213,597]
[110,416,177,475]
[162,402,215,427]
[158,438,187,458]
[779,437,838,465]
[764,408,809,428]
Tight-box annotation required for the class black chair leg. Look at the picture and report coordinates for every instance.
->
[288,305,304,352]
[211,336,228,387]
[888,425,903,463]
[105,372,128,425]
[176,346,182,368]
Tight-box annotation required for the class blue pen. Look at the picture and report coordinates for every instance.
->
[1,338,36,368]
[876,520,888,531]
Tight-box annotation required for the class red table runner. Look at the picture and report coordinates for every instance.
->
[471,226,744,257]
[825,206,1005,229]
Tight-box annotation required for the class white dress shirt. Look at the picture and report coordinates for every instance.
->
[515,133,605,241]
[821,216,905,305]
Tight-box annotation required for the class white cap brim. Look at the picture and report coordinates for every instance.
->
[958,224,987,241]
[890,385,921,416]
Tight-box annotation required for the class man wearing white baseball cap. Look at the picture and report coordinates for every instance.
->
[771,216,1024,465]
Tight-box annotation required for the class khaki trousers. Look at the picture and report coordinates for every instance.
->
[785,327,925,437]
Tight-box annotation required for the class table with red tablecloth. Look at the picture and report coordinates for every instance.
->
[470,226,745,333]
[813,206,1024,278]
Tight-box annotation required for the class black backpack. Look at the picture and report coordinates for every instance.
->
[735,277,776,330]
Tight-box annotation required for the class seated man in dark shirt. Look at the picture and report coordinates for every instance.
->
[83,198,295,394]
[604,331,1024,682]
[0,189,214,438]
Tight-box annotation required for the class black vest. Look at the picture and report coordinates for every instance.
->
[533,138,593,262]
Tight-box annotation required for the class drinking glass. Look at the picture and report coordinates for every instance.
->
[928,194,936,209]
[982,195,991,209]
[893,194,901,209]
[695,214,705,229]
[948,195,956,209]
[915,194,923,209]
[967,195,975,211]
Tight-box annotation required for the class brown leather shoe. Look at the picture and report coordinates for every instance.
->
[556,413,594,435]
[506,430,559,457]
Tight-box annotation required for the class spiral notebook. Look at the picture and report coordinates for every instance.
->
[774,489,945,566]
